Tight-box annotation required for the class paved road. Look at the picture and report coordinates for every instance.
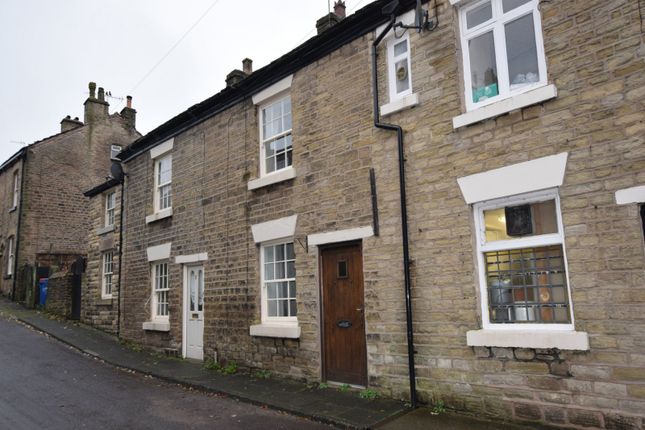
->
[0,316,330,430]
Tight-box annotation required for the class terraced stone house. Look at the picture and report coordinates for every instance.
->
[114,1,645,428]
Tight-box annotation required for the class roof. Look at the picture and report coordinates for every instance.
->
[83,178,121,197]
[119,0,417,162]
[0,147,26,174]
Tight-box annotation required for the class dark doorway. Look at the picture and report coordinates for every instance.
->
[320,242,367,386]
[70,257,85,320]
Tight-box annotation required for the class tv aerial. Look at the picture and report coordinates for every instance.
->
[383,0,436,33]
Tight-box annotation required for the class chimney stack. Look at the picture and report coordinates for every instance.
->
[84,81,109,124]
[226,59,253,88]
[316,1,346,34]
[60,115,84,133]
[334,1,346,18]
[120,95,137,130]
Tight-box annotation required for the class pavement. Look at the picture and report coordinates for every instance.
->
[0,298,554,430]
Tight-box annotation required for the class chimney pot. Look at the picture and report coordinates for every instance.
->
[334,1,346,18]
[243,58,253,75]
[98,87,105,102]
[126,95,132,109]
[89,82,96,99]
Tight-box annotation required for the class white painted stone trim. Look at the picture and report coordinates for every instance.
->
[308,226,373,250]
[150,138,174,159]
[146,207,173,224]
[247,166,296,190]
[452,84,557,129]
[457,152,568,204]
[615,185,645,205]
[249,323,300,339]
[375,9,415,36]
[142,321,170,332]
[251,215,297,244]
[147,242,172,262]
[381,93,419,117]
[251,75,293,105]
[467,329,589,350]
[175,253,208,264]
[96,225,114,236]
[450,0,477,6]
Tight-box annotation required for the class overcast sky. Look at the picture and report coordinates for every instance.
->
[0,0,373,164]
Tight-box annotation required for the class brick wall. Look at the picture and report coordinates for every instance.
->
[0,157,24,297]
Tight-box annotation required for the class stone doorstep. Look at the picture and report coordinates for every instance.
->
[0,300,404,430]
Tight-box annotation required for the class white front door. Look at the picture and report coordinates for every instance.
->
[184,265,204,360]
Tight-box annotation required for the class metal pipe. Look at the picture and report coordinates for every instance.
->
[116,176,125,338]
[11,150,27,302]
[371,17,417,408]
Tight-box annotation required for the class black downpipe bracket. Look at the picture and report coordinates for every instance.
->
[371,18,417,408]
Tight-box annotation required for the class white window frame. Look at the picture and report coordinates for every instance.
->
[111,145,122,160]
[458,0,547,112]
[105,191,116,227]
[12,171,19,209]
[7,236,14,276]
[151,262,170,322]
[101,251,114,299]
[154,154,172,213]
[260,239,297,325]
[258,94,293,178]
[473,188,575,331]
[387,31,413,102]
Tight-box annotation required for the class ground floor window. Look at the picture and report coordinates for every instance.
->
[475,190,573,327]
[261,241,296,322]
[152,262,169,320]
[102,251,113,298]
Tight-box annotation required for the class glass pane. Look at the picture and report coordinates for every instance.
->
[268,300,278,317]
[267,283,277,299]
[278,281,289,298]
[198,269,204,311]
[286,242,295,260]
[484,200,557,242]
[469,31,498,103]
[466,1,492,29]
[289,300,297,317]
[287,261,295,278]
[393,39,408,57]
[276,244,285,261]
[264,263,274,281]
[158,157,172,184]
[190,271,196,312]
[503,0,531,13]
[275,261,285,279]
[264,246,274,263]
[279,300,289,317]
[276,153,286,170]
[506,13,539,91]
[288,281,296,298]
[395,59,410,94]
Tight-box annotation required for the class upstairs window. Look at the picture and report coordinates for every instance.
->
[387,32,413,101]
[154,155,172,212]
[459,0,547,111]
[12,171,19,209]
[474,190,573,327]
[260,95,292,176]
[105,191,116,227]
[111,145,122,160]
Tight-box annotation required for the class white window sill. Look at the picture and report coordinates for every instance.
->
[453,84,557,129]
[381,93,419,117]
[146,208,173,224]
[142,321,170,332]
[96,225,115,236]
[248,167,296,191]
[101,294,113,301]
[9,206,17,213]
[466,329,589,350]
[249,323,300,339]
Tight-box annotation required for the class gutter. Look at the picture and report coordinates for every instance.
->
[116,177,125,338]
[11,150,27,301]
[371,17,417,408]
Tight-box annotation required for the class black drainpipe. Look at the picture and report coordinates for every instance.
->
[116,175,125,338]
[11,150,27,302]
[372,17,417,408]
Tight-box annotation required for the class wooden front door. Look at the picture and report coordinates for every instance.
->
[321,243,367,386]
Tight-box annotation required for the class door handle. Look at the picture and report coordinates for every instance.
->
[356,307,363,313]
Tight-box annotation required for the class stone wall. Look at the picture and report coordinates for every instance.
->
[45,272,73,319]
[0,157,24,297]
[119,1,645,429]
